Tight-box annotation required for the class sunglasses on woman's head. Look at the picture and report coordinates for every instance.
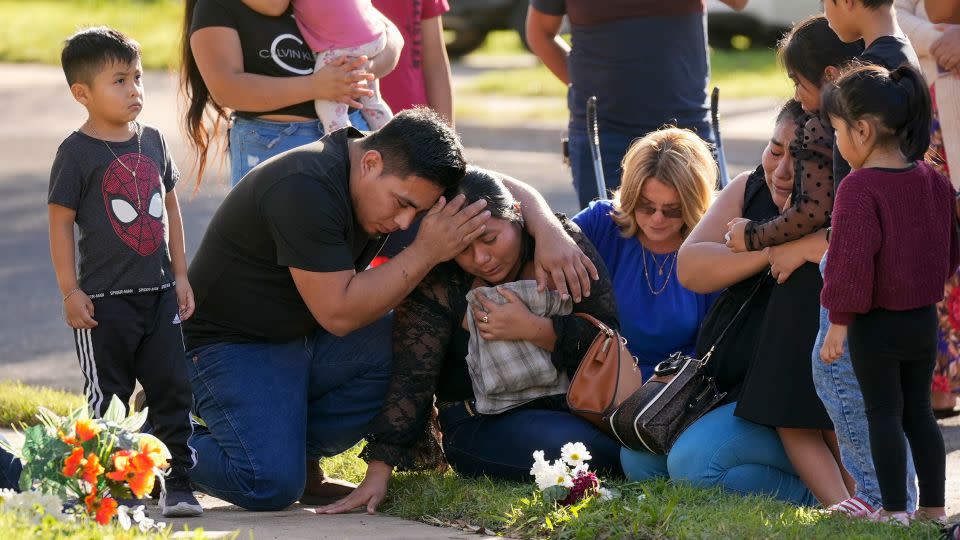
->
[635,203,683,219]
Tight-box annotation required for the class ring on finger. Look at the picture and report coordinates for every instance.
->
[480,315,489,324]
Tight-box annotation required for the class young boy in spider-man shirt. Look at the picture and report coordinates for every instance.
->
[47,26,201,517]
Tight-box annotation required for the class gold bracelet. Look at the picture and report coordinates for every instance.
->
[62,287,82,302]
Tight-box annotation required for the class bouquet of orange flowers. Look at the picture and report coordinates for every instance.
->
[0,395,170,525]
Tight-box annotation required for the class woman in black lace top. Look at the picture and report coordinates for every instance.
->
[321,168,622,513]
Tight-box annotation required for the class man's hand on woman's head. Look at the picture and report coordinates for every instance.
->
[412,195,491,264]
[313,56,374,108]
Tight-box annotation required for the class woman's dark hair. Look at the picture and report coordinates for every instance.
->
[448,167,522,223]
[821,63,932,162]
[778,15,863,86]
[775,99,806,126]
[180,0,227,189]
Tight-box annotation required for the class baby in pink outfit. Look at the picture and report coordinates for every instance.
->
[293,0,395,132]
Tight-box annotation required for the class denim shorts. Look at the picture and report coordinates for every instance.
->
[228,112,369,186]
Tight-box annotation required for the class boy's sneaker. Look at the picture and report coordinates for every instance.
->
[826,496,876,518]
[159,469,203,517]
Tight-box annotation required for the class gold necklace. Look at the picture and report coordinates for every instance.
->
[89,122,143,206]
[641,246,676,295]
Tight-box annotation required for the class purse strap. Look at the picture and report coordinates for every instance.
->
[699,271,768,367]
[573,312,616,338]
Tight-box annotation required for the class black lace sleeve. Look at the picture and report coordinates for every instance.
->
[744,114,835,250]
[360,266,458,470]
[549,220,619,373]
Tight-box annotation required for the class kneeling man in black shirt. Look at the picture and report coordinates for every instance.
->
[182,108,597,510]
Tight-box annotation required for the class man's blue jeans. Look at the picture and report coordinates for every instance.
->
[620,402,817,507]
[229,112,369,186]
[184,315,392,511]
[567,121,714,210]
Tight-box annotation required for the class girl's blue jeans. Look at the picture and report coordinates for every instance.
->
[184,315,392,511]
[229,112,369,186]
[620,402,818,506]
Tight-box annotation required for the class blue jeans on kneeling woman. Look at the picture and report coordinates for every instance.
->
[438,395,622,481]
[620,402,817,506]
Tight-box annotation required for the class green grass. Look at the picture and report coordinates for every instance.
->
[0,0,183,70]
[0,381,85,429]
[320,445,941,540]
[5,383,940,539]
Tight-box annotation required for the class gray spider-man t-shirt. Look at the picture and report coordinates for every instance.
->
[48,123,179,298]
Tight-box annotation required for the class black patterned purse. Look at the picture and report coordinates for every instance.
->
[605,277,764,454]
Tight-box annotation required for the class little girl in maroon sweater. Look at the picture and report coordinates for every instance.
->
[820,63,959,525]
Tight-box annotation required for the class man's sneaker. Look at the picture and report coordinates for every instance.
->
[159,469,203,517]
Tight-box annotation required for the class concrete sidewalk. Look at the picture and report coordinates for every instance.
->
[0,428,493,539]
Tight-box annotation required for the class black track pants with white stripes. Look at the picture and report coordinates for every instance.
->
[73,289,194,470]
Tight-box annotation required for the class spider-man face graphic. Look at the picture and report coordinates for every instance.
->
[101,153,164,256]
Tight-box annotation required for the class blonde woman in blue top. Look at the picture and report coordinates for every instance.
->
[572,128,719,377]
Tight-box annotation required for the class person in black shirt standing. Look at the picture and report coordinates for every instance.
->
[184,108,602,511]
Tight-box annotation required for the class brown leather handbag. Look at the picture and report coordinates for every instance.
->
[566,313,644,434]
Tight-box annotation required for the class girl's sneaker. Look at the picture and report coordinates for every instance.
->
[826,497,876,518]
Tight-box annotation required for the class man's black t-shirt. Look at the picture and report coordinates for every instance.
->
[183,128,384,350]
[833,36,922,184]
[190,0,317,118]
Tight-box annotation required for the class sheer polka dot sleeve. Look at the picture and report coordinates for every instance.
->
[744,114,835,251]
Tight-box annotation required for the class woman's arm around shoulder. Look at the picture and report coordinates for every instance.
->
[678,171,769,293]
[501,175,599,303]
